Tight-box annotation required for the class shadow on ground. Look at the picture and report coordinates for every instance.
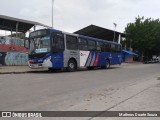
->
[27,66,121,74]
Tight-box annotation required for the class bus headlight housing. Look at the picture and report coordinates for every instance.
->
[44,56,51,61]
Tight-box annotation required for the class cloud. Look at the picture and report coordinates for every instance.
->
[0,0,160,33]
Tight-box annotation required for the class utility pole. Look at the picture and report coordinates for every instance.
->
[52,0,54,28]
[113,23,117,42]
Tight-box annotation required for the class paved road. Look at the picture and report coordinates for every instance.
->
[0,63,160,119]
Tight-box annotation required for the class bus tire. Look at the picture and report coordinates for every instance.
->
[67,59,77,72]
[102,60,110,69]
[48,68,58,72]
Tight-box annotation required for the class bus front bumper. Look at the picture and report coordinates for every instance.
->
[28,56,52,69]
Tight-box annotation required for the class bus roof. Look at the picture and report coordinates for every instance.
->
[33,28,121,45]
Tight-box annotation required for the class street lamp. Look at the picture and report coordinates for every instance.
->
[52,0,54,28]
[113,23,117,42]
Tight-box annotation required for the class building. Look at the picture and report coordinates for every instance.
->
[122,50,138,63]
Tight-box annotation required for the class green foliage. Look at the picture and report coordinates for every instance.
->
[125,16,160,57]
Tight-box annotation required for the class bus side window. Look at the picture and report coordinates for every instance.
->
[97,42,104,52]
[116,45,121,53]
[55,37,65,51]
[88,40,96,51]
[66,35,78,50]
[52,33,65,52]
[79,38,88,51]
[104,43,111,52]
[117,45,121,53]
[111,44,116,53]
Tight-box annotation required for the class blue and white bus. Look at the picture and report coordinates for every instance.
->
[28,29,122,71]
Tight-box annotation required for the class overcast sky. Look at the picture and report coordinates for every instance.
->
[0,0,160,33]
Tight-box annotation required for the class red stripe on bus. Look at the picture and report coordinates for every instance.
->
[93,53,99,66]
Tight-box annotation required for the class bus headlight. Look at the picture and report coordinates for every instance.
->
[44,56,51,61]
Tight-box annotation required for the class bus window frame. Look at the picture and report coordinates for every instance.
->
[52,33,65,52]
[88,39,96,51]
[78,38,88,51]
[110,44,116,53]
[104,42,111,52]
[66,35,78,50]
[97,41,104,52]
[116,45,122,53]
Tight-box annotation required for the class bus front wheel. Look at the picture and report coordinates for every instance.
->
[67,59,77,72]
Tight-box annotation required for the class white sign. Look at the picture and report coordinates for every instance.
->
[35,48,47,53]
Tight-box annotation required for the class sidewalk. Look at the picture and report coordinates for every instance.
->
[0,62,143,74]
[0,66,47,74]
[93,76,160,120]
[121,61,142,66]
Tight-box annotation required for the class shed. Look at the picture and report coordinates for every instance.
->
[0,15,50,33]
[74,24,125,42]
[122,50,138,63]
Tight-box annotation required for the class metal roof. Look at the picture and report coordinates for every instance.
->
[122,50,138,56]
[0,15,50,33]
[74,25,125,41]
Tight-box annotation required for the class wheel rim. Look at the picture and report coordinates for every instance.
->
[69,62,75,69]
[106,61,109,68]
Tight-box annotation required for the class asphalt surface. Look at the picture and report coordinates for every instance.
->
[0,63,160,120]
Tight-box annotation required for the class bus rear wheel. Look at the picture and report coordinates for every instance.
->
[102,60,110,69]
[67,59,77,72]
[105,60,110,69]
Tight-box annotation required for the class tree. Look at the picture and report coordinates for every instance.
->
[125,16,160,58]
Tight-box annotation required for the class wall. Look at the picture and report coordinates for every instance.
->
[0,52,28,66]
[0,44,27,53]
[0,36,24,46]
[0,36,28,53]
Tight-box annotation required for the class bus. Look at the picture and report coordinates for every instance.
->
[28,29,122,72]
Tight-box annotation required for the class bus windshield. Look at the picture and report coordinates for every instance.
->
[29,36,51,54]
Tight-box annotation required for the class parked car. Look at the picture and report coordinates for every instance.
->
[143,56,152,64]
[157,56,160,63]
[152,55,159,63]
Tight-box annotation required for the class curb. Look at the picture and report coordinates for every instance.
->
[0,62,144,74]
[0,71,29,74]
